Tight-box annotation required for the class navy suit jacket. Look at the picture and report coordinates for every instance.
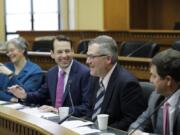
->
[86,64,146,131]
[129,91,180,135]
[26,60,91,117]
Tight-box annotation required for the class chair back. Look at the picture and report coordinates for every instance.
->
[174,22,180,30]
[77,39,90,54]
[119,41,159,58]
[172,40,180,51]
[140,82,154,107]
[32,40,52,52]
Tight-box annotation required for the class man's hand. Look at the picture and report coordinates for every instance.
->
[8,85,27,99]
[39,105,58,113]
[0,63,13,76]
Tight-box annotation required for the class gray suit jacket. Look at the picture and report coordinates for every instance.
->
[129,91,180,135]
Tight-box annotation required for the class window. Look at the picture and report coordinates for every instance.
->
[5,0,60,40]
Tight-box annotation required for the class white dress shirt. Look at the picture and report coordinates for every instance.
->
[100,63,117,90]
[167,89,180,135]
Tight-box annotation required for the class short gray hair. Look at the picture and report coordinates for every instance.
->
[89,35,118,63]
[6,37,29,58]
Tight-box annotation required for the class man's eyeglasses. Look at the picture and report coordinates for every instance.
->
[86,54,107,59]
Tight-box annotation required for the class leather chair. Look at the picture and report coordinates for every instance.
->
[32,40,52,52]
[174,22,180,30]
[119,41,160,58]
[77,39,90,54]
[172,40,180,51]
[140,82,154,107]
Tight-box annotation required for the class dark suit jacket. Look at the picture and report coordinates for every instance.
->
[129,91,180,135]
[86,64,146,131]
[25,60,91,117]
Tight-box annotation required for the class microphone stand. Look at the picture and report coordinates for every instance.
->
[58,80,75,124]
[58,113,72,124]
[128,83,180,135]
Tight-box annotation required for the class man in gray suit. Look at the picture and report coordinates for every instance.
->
[128,48,180,135]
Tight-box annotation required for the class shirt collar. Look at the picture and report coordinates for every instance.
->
[18,60,28,73]
[100,63,117,89]
[167,89,180,107]
[58,59,73,76]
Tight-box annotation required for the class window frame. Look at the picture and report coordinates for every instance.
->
[4,0,61,40]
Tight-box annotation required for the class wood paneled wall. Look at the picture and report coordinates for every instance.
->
[130,0,180,29]
[104,0,130,30]
[17,30,180,52]
[0,51,151,81]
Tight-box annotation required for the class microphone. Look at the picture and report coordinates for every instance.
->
[58,112,72,124]
[58,80,75,124]
[127,41,153,57]
[128,83,180,135]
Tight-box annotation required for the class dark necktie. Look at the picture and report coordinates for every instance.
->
[92,81,105,121]
[163,102,170,135]
[55,70,65,108]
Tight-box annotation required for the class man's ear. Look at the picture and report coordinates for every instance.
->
[20,49,25,55]
[166,75,173,86]
[106,56,112,64]
[50,50,55,59]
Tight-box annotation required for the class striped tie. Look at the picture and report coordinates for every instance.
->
[92,81,105,121]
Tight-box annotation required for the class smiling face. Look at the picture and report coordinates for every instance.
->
[51,40,73,69]
[6,43,25,64]
[86,43,111,78]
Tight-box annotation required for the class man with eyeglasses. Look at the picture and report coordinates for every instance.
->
[85,35,146,130]
[9,35,91,117]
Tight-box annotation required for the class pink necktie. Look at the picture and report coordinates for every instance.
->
[163,102,169,135]
[55,70,65,108]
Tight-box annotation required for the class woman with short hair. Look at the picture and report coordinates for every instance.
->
[0,37,43,102]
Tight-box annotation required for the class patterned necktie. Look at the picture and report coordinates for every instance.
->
[92,81,105,121]
[55,70,65,108]
[163,102,170,135]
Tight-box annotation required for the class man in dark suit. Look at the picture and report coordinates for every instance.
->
[9,35,91,117]
[85,35,146,130]
[128,49,180,135]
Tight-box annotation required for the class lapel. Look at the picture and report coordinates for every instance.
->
[49,66,59,106]
[100,65,118,113]
[151,94,164,127]
[62,60,77,105]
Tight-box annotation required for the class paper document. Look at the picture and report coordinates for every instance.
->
[61,120,100,134]
[71,126,100,135]
[4,103,25,110]
[19,107,58,118]
[0,100,10,105]
[61,120,93,128]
